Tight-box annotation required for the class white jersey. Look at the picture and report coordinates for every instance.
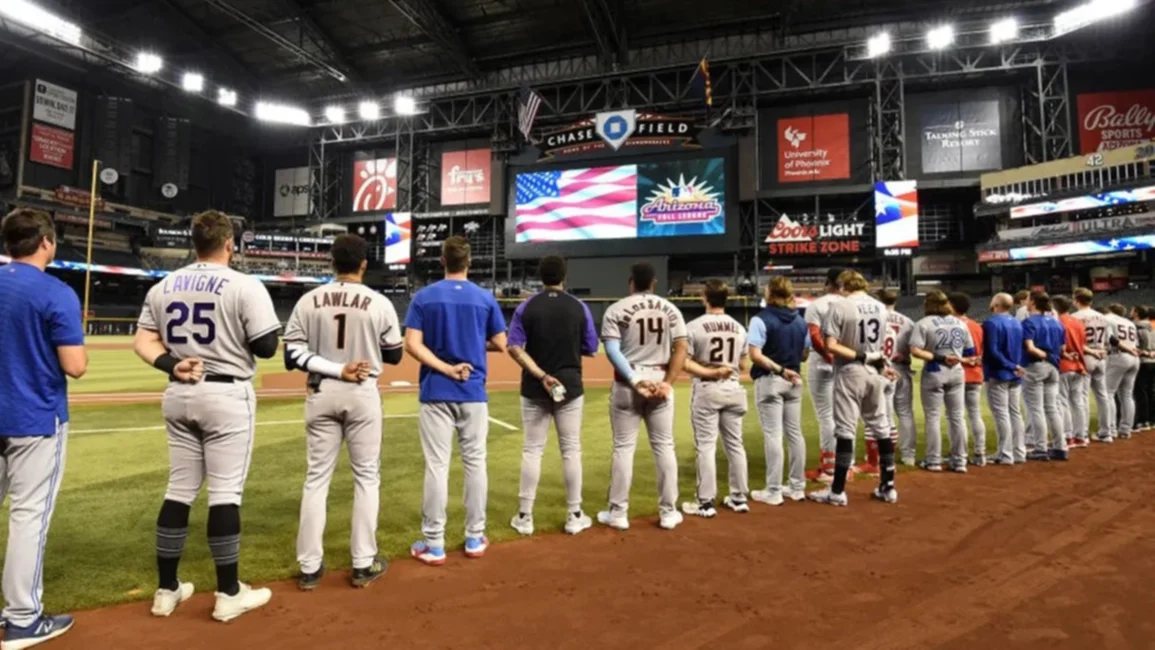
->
[1015,305,1029,322]
[884,310,915,364]
[910,315,975,362]
[686,313,747,382]
[804,292,842,365]
[1072,308,1110,350]
[822,291,887,369]
[1106,313,1139,351]
[601,293,688,366]
[282,281,403,376]
[138,261,280,379]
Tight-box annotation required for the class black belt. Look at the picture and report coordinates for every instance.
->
[170,374,241,383]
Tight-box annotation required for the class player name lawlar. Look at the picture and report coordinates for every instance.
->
[311,290,373,311]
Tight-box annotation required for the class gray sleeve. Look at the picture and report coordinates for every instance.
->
[669,306,688,341]
[601,302,622,340]
[240,277,281,340]
[137,284,161,331]
[909,319,927,350]
[821,302,843,340]
[282,298,307,344]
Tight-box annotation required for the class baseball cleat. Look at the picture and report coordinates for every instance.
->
[410,541,447,566]
[463,536,489,558]
[1074,438,1090,449]
[1094,434,1113,444]
[816,472,835,485]
[1,614,73,650]
[151,581,194,616]
[970,455,987,467]
[211,583,272,623]
[1026,450,1051,462]
[596,510,630,531]
[781,487,806,502]
[722,496,750,513]
[854,463,880,477]
[351,557,387,588]
[510,513,534,536]
[1049,449,1070,461]
[564,511,593,535]
[750,489,784,506]
[682,501,716,518]
[989,456,1015,466]
[918,460,943,473]
[901,456,916,467]
[297,566,324,592]
[949,463,968,474]
[871,487,899,504]
[658,510,684,530]
[1118,432,1132,440]
[807,488,848,507]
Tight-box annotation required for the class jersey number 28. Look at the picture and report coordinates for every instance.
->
[165,302,216,345]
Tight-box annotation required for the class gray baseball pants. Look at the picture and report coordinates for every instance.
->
[1059,372,1088,441]
[1,423,68,628]
[1106,353,1141,437]
[986,379,1025,463]
[1023,363,1068,453]
[888,364,916,461]
[608,377,677,517]
[418,401,489,548]
[1085,354,1111,438]
[297,381,382,574]
[162,381,256,507]
[518,396,584,514]
[808,360,836,457]
[690,380,748,503]
[754,375,805,494]
[832,364,890,442]
[965,383,986,457]
[921,367,968,467]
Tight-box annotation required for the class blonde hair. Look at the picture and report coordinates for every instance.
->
[839,270,869,293]
[924,290,952,316]
[765,276,794,307]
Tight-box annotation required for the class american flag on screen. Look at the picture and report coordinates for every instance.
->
[514,166,638,243]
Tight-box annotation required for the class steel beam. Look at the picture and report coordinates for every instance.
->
[386,0,479,79]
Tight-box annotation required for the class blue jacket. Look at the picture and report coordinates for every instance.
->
[1022,314,1066,368]
[982,313,1023,383]
[749,305,807,378]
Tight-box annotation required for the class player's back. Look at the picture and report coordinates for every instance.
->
[825,292,886,366]
[805,293,841,362]
[141,262,280,379]
[603,293,687,366]
[1107,313,1139,349]
[686,313,746,379]
[1073,308,1109,349]
[884,310,915,362]
[913,315,972,362]
[285,282,400,375]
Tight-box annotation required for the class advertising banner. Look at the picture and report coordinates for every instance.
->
[874,180,919,248]
[912,251,978,277]
[440,148,490,205]
[384,211,412,265]
[273,167,313,217]
[538,112,699,160]
[352,157,397,212]
[776,113,850,183]
[1077,90,1155,153]
[978,249,1011,263]
[636,157,725,238]
[919,100,1002,173]
[998,212,1155,241]
[1010,184,1155,219]
[1008,235,1155,261]
[29,123,74,169]
[33,79,77,130]
[765,215,867,256]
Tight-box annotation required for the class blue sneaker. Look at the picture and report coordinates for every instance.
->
[1026,449,1051,462]
[410,541,446,566]
[1049,449,1069,461]
[464,535,489,559]
[2,614,73,650]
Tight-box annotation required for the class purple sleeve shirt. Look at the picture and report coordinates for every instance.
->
[580,300,598,355]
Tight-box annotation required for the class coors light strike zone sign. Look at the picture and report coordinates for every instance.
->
[1077,90,1155,153]
[765,214,866,255]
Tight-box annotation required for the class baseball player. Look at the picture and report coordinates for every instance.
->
[681,280,749,517]
[1104,303,1141,439]
[949,293,987,465]
[910,290,974,473]
[134,210,280,622]
[983,293,1026,465]
[600,262,688,531]
[1071,289,1112,443]
[1053,296,1088,449]
[747,277,806,506]
[283,234,401,590]
[1133,306,1155,431]
[0,209,88,649]
[405,236,506,565]
[1021,292,1068,461]
[878,289,915,466]
[808,271,896,507]
[1014,290,1030,322]
[506,256,598,536]
[804,268,845,483]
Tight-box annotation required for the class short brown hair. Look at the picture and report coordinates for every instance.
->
[703,279,729,308]
[876,288,899,306]
[766,276,794,307]
[1052,295,1072,314]
[1032,292,1052,313]
[330,233,368,274]
[1,208,55,258]
[1108,303,1126,317]
[924,290,952,316]
[1014,290,1030,304]
[441,236,470,273]
[840,270,868,293]
[1073,287,1094,306]
[191,210,235,256]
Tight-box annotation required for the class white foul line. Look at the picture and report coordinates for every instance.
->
[70,414,418,435]
[488,416,519,431]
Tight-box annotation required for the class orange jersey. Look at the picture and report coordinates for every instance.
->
[961,316,984,384]
[1059,313,1087,374]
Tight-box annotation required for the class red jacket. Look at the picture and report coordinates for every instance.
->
[961,316,984,384]
[1059,313,1087,374]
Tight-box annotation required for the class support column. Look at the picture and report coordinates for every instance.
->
[1023,53,1072,165]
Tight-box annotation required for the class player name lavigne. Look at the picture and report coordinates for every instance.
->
[312,290,373,311]
[161,274,229,295]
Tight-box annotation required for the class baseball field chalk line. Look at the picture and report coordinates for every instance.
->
[71,414,418,435]
[487,416,519,431]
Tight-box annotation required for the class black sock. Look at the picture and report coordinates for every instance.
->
[156,500,191,591]
[877,438,896,491]
[207,504,241,596]
[572,511,582,518]
[832,438,854,494]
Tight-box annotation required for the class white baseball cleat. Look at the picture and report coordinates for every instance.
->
[212,583,272,623]
[510,513,534,536]
[681,501,717,518]
[781,487,807,502]
[151,582,194,617]
[871,487,899,504]
[596,510,629,531]
[750,489,784,506]
[807,488,848,507]
[658,510,684,530]
[722,496,750,513]
[564,512,593,535]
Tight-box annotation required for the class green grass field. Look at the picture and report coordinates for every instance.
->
[2,337,1088,613]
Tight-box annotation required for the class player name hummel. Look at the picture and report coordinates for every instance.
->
[311,291,373,310]
[702,320,739,334]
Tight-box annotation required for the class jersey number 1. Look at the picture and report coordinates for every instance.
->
[636,317,664,347]
[334,314,347,350]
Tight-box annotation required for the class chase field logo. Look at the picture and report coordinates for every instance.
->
[639,174,723,225]
[595,109,638,151]
[784,126,807,148]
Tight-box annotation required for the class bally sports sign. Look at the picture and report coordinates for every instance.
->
[765,215,866,255]
[1077,90,1155,153]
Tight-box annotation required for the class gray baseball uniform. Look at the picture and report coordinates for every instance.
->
[138,262,280,508]
[910,315,974,468]
[602,293,687,517]
[283,282,402,574]
[805,293,840,470]
[822,292,890,444]
[1106,313,1141,437]
[1073,307,1112,439]
[883,309,915,461]
[686,313,748,504]
[1015,304,1032,442]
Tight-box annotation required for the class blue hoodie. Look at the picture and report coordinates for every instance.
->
[749,305,808,379]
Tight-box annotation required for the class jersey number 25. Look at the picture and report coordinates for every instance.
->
[166,302,217,345]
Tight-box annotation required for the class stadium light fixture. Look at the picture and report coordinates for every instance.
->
[217,88,237,107]
[926,25,954,50]
[0,0,82,45]
[1055,0,1137,36]
[394,95,418,116]
[866,32,891,58]
[989,18,1019,44]
[181,72,204,93]
[255,101,311,126]
[134,51,163,75]
[358,101,380,120]
[324,105,347,124]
